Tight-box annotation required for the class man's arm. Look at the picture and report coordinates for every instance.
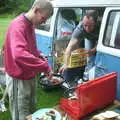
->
[59,38,79,74]
[85,47,96,56]
[64,38,79,66]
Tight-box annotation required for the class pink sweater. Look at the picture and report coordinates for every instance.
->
[4,14,51,80]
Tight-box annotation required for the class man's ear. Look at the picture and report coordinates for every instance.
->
[34,7,40,14]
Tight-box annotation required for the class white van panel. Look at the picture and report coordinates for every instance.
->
[35,30,52,37]
[52,0,120,7]
[97,7,120,57]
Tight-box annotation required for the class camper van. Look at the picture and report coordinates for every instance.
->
[35,0,120,100]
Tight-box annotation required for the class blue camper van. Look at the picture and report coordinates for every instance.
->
[35,0,120,100]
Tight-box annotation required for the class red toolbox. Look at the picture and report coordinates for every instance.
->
[60,72,117,120]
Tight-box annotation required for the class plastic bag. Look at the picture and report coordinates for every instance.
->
[57,15,76,40]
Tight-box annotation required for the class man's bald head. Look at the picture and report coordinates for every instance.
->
[82,10,98,33]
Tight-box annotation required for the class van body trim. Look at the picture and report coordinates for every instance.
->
[35,29,52,37]
[52,0,120,7]
[97,7,120,57]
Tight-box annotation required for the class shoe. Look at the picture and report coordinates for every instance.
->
[0,100,7,112]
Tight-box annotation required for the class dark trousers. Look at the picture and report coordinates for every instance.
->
[63,67,85,82]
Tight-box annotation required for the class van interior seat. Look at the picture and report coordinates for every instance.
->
[60,9,77,25]
[56,9,77,41]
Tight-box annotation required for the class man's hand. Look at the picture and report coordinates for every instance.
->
[39,52,48,61]
[84,48,96,56]
[45,71,53,80]
[0,67,5,73]
[39,55,48,61]
[84,49,93,56]
[59,64,67,74]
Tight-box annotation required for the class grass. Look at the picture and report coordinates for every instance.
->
[0,16,14,48]
[0,16,63,120]
[0,87,63,120]
[36,87,63,109]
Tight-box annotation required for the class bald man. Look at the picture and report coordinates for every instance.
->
[59,10,99,82]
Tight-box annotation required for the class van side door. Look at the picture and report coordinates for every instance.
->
[96,7,120,100]
[35,8,58,69]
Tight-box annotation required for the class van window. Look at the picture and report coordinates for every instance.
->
[36,16,52,32]
[103,11,120,49]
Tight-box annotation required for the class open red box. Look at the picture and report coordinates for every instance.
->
[60,72,117,120]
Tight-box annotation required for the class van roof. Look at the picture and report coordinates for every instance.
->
[52,0,120,7]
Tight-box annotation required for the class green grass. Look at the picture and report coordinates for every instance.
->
[0,15,13,120]
[36,87,63,108]
[0,16,13,48]
[0,87,63,120]
[0,16,63,120]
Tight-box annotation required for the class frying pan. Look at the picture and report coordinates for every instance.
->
[39,73,65,90]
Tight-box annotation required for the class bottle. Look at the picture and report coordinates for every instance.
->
[77,78,83,84]
[83,71,89,82]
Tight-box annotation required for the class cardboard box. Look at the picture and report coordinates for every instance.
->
[67,48,87,68]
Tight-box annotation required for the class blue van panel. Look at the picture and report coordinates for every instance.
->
[36,33,53,56]
[95,52,120,100]
[36,33,53,68]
